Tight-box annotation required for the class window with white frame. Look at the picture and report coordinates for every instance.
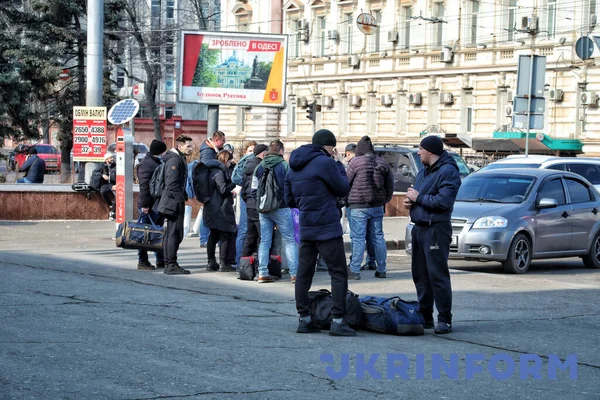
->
[289,19,301,58]
[344,13,353,55]
[116,68,125,88]
[507,0,517,42]
[584,0,597,31]
[432,2,445,49]
[166,0,174,20]
[235,7,251,32]
[546,0,557,38]
[467,107,473,132]
[402,6,412,49]
[151,0,161,28]
[164,106,174,119]
[315,16,327,56]
[468,0,479,46]
[368,10,382,53]
[288,102,297,134]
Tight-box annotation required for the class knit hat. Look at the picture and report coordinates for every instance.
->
[149,139,167,156]
[312,129,337,147]
[345,143,357,152]
[104,152,115,160]
[253,144,268,156]
[355,136,374,157]
[420,135,444,156]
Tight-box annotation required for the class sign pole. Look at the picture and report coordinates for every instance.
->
[115,126,134,225]
[525,54,536,157]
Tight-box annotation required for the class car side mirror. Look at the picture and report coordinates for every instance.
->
[537,198,558,209]
[401,165,411,176]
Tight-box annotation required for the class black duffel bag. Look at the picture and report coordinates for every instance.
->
[308,289,363,330]
[116,213,164,251]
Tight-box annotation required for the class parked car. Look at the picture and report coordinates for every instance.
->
[405,168,600,273]
[13,144,61,173]
[479,155,600,190]
[374,144,471,192]
[107,142,149,165]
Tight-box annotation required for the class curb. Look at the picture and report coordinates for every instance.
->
[344,240,405,251]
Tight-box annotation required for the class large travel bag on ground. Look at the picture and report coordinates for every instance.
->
[116,214,164,251]
[308,289,363,330]
[359,296,425,336]
[238,256,258,281]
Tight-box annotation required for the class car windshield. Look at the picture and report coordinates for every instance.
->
[481,163,541,171]
[450,154,471,176]
[35,146,57,154]
[457,175,535,203]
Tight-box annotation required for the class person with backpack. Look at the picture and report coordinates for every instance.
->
[99,152,117,220]
[158,135,194,275]
[284,129,355,336]
[252,140,298,283]
[240,143,268,259]
[203,150,238,272]
[136,139,167,270]
[231,141,257,266]
[198,130,226,246]
[17,147,45,184]
[346,136,394,280]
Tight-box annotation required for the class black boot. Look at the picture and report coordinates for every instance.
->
[137,260,155,270]
[219,261,234,272]
[164,263,190,275]
[155,261,165,269]
[206,260,220,271]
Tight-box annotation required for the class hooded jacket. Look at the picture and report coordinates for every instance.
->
[284,144,349,241]
[241,155,262,209]
[157,149,188,217]
[137,153,162,209]
[409,151,462,225]
[253,154,289,210]
[203,159,237,233]
[19,155,45,183]
[346,137,394,208]
[199,139,218,163]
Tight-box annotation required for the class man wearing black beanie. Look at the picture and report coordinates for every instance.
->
[285,129,356,336]
[404,135,461,334]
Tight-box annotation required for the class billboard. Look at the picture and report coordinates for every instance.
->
[179,31,288,108]
[72,106,107,162]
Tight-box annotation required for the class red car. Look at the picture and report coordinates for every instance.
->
[14,144,62,173]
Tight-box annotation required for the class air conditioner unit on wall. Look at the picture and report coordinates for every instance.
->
[350,95,362,107]
[321,96,334,108]
[440,92,454,104]
[581,91,599,106]
[505,105,513,117]
[297,96,308,108]
[408,93,422,105]
[348,54,360,68]
[328,30,339,41]
[549,88,564,102]
[381,94,393,106]
[388,31,399,43]
[440,48,453,63]
[520,16,538,32]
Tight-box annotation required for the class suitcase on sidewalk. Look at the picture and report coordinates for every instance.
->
[116,214,164,251]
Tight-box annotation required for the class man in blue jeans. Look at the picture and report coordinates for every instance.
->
[231,141,257,265]
[252,140,298,283]
[346,136,394,280]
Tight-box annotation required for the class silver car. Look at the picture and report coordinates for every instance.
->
[405,168,600,273]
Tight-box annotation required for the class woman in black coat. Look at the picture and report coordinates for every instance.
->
[204,150,238,272]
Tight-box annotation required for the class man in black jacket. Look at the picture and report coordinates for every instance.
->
[346,136,394,280]
[240,143,268,258]
[137,139,167,270]
[158,135,194,275]
[99,152,117,220]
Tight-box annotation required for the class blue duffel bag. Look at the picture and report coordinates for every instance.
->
[116,214,164,251]
[359,296,425,336]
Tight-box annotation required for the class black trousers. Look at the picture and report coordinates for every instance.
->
[163,204,184,265]
[207,229,237,265]
[295,236,348,319]
[241,207,261,257]
[100,184,115,211]
[411,222,453,324]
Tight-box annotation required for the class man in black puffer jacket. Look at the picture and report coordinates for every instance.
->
[240,144,268,258]
[346,136,394,280]
[136,139,167,270]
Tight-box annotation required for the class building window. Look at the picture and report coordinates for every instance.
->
[546,0,557,38]
[165,36,174,56]
[151,0,161,27]
[288,102,296,134]
[315,16,327,56]
[164,106,174,119]
[368,10,382,53]
[432,2,445,49]
[507,0,517,42]
[584,0,597,31]
[468,0,479,46]
[344,13,353,55]
[237,107,247,132]
[116,68,125,88]
[166,0,174,20]
[290,19,300,58]
[402,6,412,49]
[235,7,251,32]
[467,107,473,132]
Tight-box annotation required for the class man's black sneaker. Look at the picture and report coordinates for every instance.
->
[374,271,387,278]
[360,263,377,271]
[137,261,155,270]
[219,263,234,272]
[297,319,322,333]
[155,261,165,269]
[164,265,191,275]
[434,323,452,334]
[423,321,435,329]
[348,271,361,280]
[329,320,356,336]
[206,261,220,271]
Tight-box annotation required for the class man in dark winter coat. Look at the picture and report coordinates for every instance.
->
[240,143,268,258]
[404,135,461,335]
[204,150,238,272]
[346,136,394,280]
[136,139,167,270]
[253,140,298,283]
[199,130,226,163]
[17,147,45,184]
[285,129,355,337]
[158,135,194,275]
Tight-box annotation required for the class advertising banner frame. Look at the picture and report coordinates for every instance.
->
[178,30,288,108]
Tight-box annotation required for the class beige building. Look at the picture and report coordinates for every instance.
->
[222,0,600,156]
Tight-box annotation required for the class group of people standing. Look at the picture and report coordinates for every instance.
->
[124,130,461,337]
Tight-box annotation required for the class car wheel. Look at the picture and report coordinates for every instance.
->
[582,231,600,268]
[502,233,531,274]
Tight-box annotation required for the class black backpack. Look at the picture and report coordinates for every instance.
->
[308,289,363,330]
[192,161,212,204]
[89,165,104,191]
[257,167,281,213]
[149,162,166,199]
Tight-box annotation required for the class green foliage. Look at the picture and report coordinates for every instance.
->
[257,61,273,84]
[191,45,220,88]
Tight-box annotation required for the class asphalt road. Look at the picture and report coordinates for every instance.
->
[0,221,599,399]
